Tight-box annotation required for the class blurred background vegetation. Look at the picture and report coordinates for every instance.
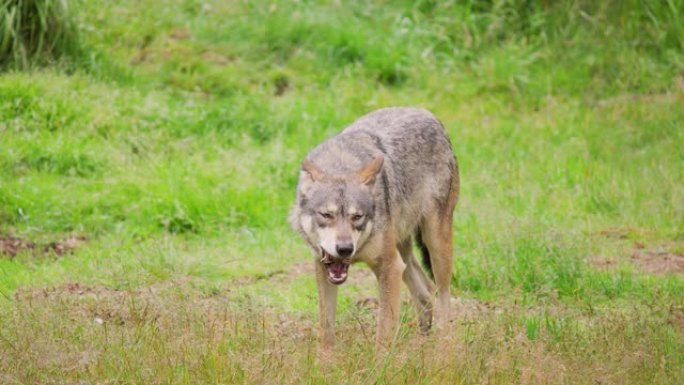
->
[1,0,682,235]
[1,0,683,294]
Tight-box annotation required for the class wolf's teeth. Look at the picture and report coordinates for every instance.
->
[320,249,333,264]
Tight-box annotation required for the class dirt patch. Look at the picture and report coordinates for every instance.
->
[0,234,86,258]
[201,51,231,65]
[669,308,684,338]
[15,282,113,301]
[0,236,35,257]
[14,278,192,303]
[588,256,619,271]
[594,228,652,247]
[14,279,196,327]
[44,235,87,256]
[280,261,315,281]
[15,282,131,326]
[631,251,684,275]
[589,250,684,275]
[596,228,633,239]
[169,27,190,41]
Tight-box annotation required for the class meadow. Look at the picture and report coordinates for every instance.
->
[1,0,683,383]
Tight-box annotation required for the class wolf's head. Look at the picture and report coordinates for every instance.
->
[293,156,383,285]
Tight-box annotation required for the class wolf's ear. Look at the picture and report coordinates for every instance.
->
[301,159,326,182]
[299,159,326,196]
[356,156,384,185]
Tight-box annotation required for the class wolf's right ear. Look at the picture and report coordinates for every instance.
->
[299,159,325,195]
[302,159,326,182]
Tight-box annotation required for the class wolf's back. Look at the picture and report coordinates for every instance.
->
[310,107,455,180]
[342,107,456,203]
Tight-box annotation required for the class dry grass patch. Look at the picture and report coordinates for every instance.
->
[1,279,682,384]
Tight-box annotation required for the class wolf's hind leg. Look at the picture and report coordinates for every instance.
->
[398,238,434,332]
[420,207,454,329]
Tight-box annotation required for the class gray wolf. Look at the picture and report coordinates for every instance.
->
[289,107,459,351]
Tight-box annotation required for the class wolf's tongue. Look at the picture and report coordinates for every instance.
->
[327,262,349,284]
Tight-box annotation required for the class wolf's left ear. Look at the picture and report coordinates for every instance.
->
[357,156,384,185]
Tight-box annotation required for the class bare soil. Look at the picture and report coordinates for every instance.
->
[596,228,633,239]
[588,256,619,271]
[0,236,35,257]
[0,234,86,258]
[631,250,684,275]
[590,249,684,275]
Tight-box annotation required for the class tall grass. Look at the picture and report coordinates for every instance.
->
[0,0,80,68]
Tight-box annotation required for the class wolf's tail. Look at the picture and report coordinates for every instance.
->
[415,229,433,279]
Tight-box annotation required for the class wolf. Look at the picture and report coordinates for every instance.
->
[289,107,459,351]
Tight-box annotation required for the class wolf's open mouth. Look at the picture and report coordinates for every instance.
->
[321,249,350,285]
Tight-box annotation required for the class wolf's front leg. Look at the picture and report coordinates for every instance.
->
[372,249,406,351]
[315,260,338,354]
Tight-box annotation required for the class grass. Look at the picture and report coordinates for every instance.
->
[1,0,683,383]
[0,0,81,68]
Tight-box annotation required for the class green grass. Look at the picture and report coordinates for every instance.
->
[1,0,684,383]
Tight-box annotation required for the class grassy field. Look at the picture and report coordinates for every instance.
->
[1,0,683,383]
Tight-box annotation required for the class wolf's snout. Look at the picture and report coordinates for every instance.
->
[336,242,354,258]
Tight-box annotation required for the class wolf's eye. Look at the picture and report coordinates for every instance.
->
[351,214,364,221]
[318,212,334,220]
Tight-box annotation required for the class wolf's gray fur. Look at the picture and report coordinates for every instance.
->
[290,107,459,352]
